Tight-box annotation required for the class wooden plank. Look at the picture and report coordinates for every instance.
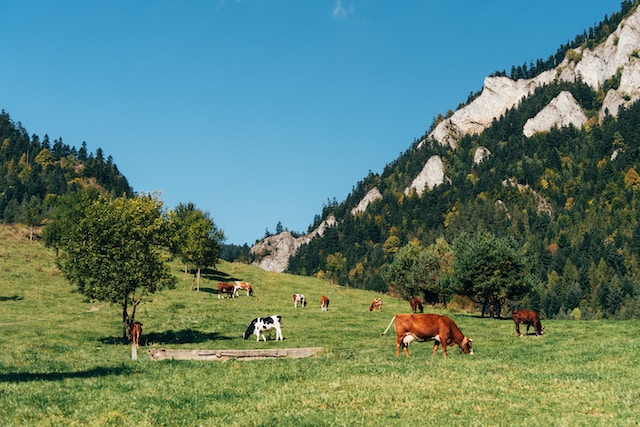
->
[147,347,323,361]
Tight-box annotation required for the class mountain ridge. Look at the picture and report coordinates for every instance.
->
[251,2,640,276]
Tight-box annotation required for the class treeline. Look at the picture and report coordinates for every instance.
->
[0,110,132,226]
[287,77,640,319]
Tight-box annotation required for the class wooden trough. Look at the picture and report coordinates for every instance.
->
[148,347,323,361]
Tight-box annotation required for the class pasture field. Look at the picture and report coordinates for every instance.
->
[1,225,639,426]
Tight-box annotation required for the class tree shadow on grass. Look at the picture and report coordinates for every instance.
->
[99,329,231,346]
[0,365,134,383]
[0,295,23,301]
[185,267,241,283]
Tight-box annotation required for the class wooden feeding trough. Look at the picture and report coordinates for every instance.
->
[148,347,323,361]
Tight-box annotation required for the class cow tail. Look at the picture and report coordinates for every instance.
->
[381,316,397,336]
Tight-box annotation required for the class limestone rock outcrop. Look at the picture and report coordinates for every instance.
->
[250,215,336,273]
[523,91,588,137]
[404,155,445,196]
[351,188,383,215]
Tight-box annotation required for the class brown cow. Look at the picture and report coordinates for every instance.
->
[129,322,142,346]
[409,296,424,313]
[218,282,235,299]
[512,310,544,336]
[369,297,382,312]
[382,313,473,358]
[320,295,330,311]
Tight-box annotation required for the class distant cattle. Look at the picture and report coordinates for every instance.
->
[218,282,235,299]
[234,281,254,297]
[369,297,382,312]
[292,293,307,308]
[512,310,544,336]
[243,315,283,342]
[129,321,142,346]
[320,295,330,311]
[382,313,473,358]
[409,296,424,313]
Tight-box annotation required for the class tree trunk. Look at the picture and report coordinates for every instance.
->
[121,301,129,342]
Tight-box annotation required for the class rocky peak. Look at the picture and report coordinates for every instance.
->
[250,215,336,273]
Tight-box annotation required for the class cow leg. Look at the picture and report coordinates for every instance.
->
[432,342,440,356]
[396,338,410,357]
[515,321,522,336]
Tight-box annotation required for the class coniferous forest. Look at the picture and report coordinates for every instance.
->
[0,110,132,226]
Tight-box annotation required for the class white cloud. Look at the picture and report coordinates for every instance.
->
[332,0,353,19]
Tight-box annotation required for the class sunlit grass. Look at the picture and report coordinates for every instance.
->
[1,224,639,426]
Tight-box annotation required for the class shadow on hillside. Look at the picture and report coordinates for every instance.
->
[0,295,23,301]
[98,329,230,346]
[0,366,134,383]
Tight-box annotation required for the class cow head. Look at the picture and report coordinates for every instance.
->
[460,337,473,355]
[243,319,257,340]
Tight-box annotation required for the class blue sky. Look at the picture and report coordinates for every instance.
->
[1,1,621,245]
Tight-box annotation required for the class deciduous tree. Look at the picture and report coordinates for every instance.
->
[47,191,177,340]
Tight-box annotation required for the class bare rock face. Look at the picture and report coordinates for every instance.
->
[351,187,383,215]
[523,91,588,137]
[404,155,444,196]
[600,60,640,120]
[427,7,640,147]
[474,146,491,165]
[427,72,556,148]
[250,215,336,273]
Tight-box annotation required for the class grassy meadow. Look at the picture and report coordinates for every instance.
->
[1,224,639,426]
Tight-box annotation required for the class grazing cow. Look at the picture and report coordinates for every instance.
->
[382,313,473,358]
[233,281,254,297]
[369,297,382,312]
[512,310,544,336]
[409,296,424,313]
[129,322,142,346]
[320,295,330,311]
[292,293,307,308]
[243,315,283,341]
[218,282,235,299]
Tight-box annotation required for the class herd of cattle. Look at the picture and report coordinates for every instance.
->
[130,280,545,358]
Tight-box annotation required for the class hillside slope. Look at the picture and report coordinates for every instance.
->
[257,2,640,320]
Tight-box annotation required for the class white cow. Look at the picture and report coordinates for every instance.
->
[292,293,306,308]
[242,315,283,342]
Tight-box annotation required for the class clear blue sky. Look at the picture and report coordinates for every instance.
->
[1,1,621,245]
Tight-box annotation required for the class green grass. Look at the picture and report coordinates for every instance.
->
[1,225,639,426]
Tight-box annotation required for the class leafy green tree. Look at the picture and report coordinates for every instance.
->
[47,191,177,340]
[325,252,347,285]
[452,231,531,317]
[383,238,454,305]
[383,240,423,298]
[21,196,44,241]
[170,202,225,291]
[415,237,455,306]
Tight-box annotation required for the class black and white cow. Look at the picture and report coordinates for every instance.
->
[243,315,283,341]
[292,293,307,308]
